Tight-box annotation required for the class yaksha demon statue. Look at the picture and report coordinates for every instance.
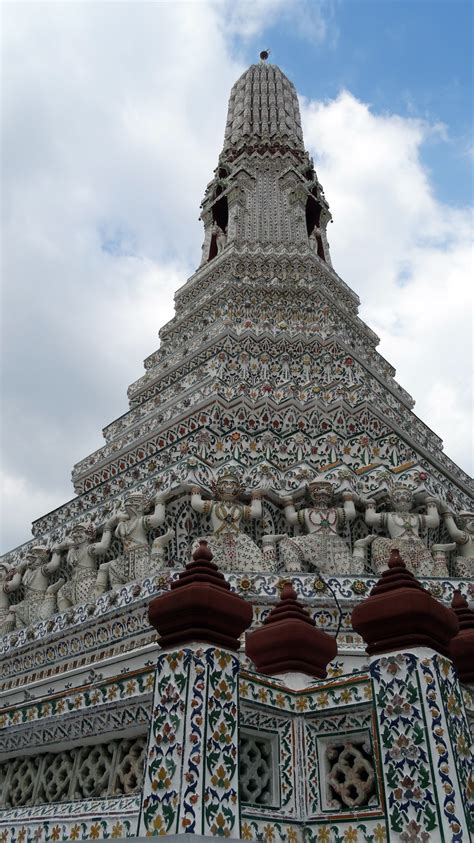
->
[56,520,118,610]
[191,471,277,572]
[96,491,172,590]
[0,560,25,635]
[364,484,443,577]
[279,481,356,575]
[433,508,474,578]
[12,546,64,628]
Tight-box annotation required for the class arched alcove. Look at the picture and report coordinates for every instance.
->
[213,191,228,232]
[306,195,326,261]
[305,195,320,236]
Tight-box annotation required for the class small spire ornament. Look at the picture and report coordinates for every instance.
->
[245,581,337,678]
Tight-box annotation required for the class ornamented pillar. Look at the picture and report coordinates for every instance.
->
[138,542,252,838]
[352,550,474,841]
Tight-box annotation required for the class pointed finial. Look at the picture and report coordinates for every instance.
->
[259,49,270,62]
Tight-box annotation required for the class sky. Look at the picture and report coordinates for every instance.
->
[1,0,473,553]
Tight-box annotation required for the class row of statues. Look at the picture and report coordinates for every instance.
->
[1,475,472,635]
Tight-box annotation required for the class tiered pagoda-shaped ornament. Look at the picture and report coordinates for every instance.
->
[0,54,472,842]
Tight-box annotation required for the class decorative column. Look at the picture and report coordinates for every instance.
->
[245,582,337,682]
[352,550,473,841]
[138,541,252,838]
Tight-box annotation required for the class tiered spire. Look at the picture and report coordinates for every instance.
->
[148,541,252,650]
[351,549,459,656]
[3,55,471,583]
[246,582,337,678]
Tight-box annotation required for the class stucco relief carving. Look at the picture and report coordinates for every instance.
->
[56,520,118,611]
[190,472,280,572]
[363,485,445,577]
[12,546,64,628]
[436,508,474,578]
[279,481,357,576]
[96,491,172,591]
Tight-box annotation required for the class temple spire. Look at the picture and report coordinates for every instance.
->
[196,58,333,266]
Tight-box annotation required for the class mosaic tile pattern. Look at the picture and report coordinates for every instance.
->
[139,647,241,838]
[370,650,472,841]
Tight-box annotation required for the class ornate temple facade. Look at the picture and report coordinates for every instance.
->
[1,57,473,842]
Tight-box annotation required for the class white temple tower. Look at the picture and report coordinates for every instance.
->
[0,56,472,842]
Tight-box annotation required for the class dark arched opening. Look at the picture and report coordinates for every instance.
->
[212,192,228,232]
[305,196,326,261]
[207,191,229,262]
[305,195,320,236]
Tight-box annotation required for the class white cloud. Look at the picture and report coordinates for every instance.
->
[217,0,331,43]
[0,471,65,554]
[301,91,473,474]
[1,5,471,553]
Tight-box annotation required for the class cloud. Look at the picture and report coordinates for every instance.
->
[301,91,473,474]
[217,0,332,43]
[0,471,65,555]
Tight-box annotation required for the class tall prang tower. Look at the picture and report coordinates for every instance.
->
[21,56,473,547]
[0,56,472,842]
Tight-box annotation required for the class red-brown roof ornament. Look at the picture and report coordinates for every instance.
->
[351,549,459,656]
[148,540,252,650]
[245,582,337,678]
[450,590,474,683]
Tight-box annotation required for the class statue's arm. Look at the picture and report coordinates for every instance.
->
[342,494,356,523]
[365,500,383,528]
[43,550,63,574]
[191,489,212,515]
[424,498,440,530]
[442,512,467,543]
[146,493,167,529]
[4,568,24,593]
[248,492,262,520]
[283,499,299,526]
[90,518,118,555]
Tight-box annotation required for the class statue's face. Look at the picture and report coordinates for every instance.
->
[25,551,44,568]
[310,488,332,508]
[70,528,87,546]
[392,491,412,512]
[217,479,239,500]
[459,515,474,534]
[0,564,9,581]
[125,501,142,517]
